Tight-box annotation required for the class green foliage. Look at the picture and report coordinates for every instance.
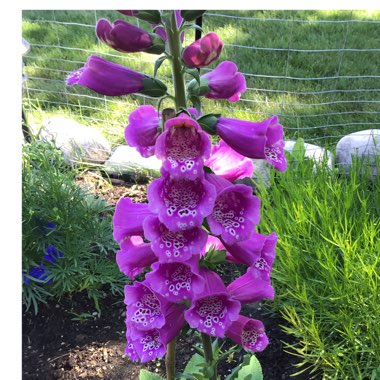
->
[225,354,263,380]
[22,140,125,314]
[139,369,165,380]
[256,157,380,379]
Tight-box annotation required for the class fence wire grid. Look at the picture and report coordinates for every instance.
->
[22,10,380,164]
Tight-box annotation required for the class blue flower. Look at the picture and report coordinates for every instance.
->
[43,245,63,264]
[23,264,52,285]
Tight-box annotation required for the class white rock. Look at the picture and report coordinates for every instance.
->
[336,129,380,176]
[285,140,333,169]
[104,145,161,179]
[39,117,112,165]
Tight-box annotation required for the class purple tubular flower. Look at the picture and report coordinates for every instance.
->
[201,235,225,257]
[145,257,205,302]
[155,114,211,180]
[204,139,254,181]
[205,174,261,245]
[118,10,139,16]
[124,281,171,331]
[96,19,164,54]
[147,172,216,232]
[143,215,208,262]
[124,105,161,158]
[188,61,246,102]
[118,10,161,24]
[126,303,186,362]
[66,55,167,98]
[116,236,157,279]
[223,232,277,274]
[182,32,223,68]
[67,55,144,96]
[227,266,275,304]
[184,268,241,337]
[125,328,140,362]
[113,197,155,243]
[216,115,287,172]
[226,315,269,353]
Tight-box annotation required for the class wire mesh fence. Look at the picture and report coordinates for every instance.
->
[22,10,380,164]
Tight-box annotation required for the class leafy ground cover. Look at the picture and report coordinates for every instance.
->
[257,156,380,379]
[22,10,380,147]
[22,140,126,314]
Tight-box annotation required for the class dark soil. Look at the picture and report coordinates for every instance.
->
[22,291,317,380]
[23,171,320,380]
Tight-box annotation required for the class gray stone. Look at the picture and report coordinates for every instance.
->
[336,129,380,176]
[236,159,272,189]
[39,117,112,165]
[284,140,333,169]
[104,145,161,179]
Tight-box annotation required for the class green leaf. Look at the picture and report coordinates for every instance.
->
[188,96,202,115]
[185,68,201,85]
[236,354,263,380]
[291,138,305,161]
[154,56,168,78]
[180,23,204,34]
[201,249,226,268]
[139,369,165,380]
[180,353,204,380]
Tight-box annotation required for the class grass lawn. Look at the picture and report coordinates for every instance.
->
[22,10,380,148]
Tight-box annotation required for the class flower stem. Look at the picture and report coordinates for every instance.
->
[201,333,217,380]
[166,11,187,110]
[165,338,176,380]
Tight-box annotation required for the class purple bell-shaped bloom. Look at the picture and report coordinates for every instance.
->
[145,257,205,302]
[223,232,277,274]
[215,115,287,172]
[201,235,225,257]
[116,236,157,279]
[226,315,269,353]
[204,139,254,181]
[147,172,216,232]
[155,113,211,180]
[182,32,223,68]
[124,281,172,331]
[66,55,167,97]
[125,303,186,362]
[124,105,161,158]
[227,266,275,304]
[143,215,208,262]
[205,174,261,245]
[184,268,241,338]
[113,197,155,243]
[188,61,246,102]
[96,19,165,54]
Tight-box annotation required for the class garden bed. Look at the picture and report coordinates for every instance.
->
[22,289,315,380]
[23,171,318,380]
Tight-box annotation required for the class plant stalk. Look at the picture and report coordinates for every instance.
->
[163,11,187,379]
[165,338,176,380]
[201,333,217,380]
[166,11,187,110]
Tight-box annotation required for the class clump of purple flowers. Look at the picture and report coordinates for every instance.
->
[66,9,287,376]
